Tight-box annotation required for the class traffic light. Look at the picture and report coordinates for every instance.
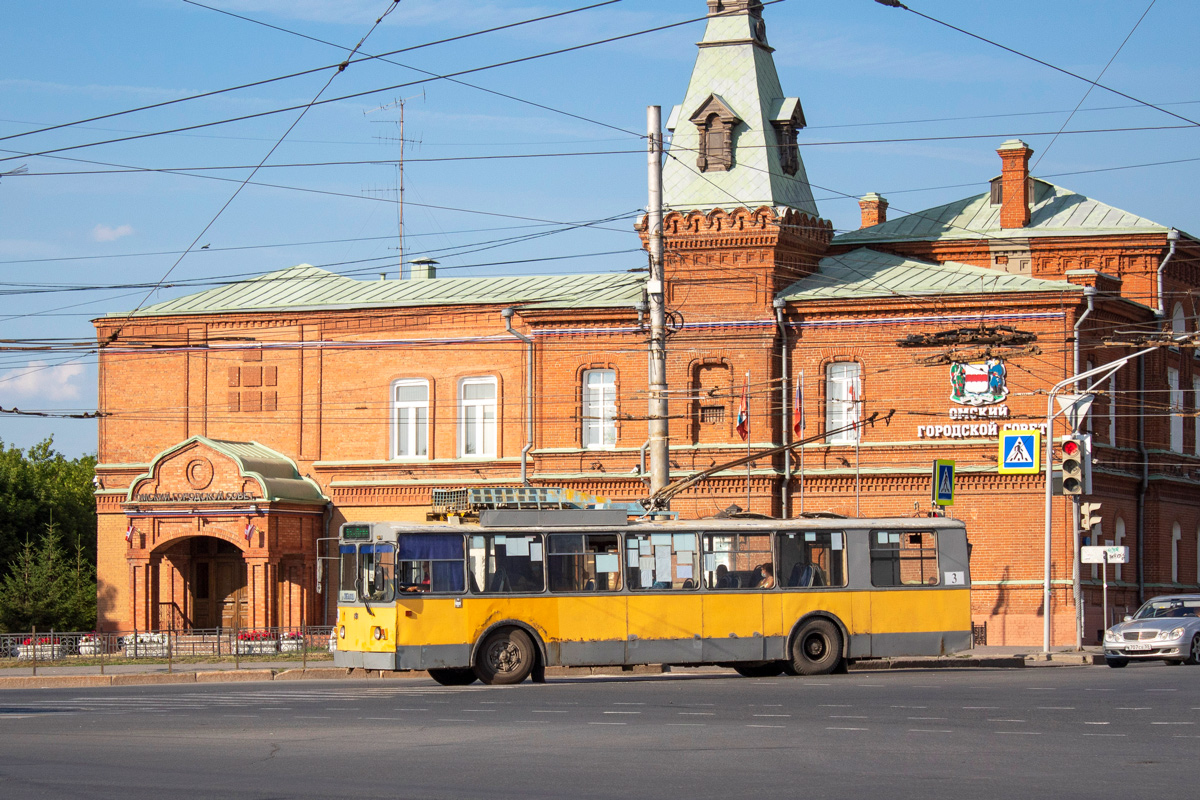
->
[1079,501,1102,531]
[1058,433,1093,496]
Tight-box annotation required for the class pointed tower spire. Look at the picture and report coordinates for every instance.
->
[663,0,817,215]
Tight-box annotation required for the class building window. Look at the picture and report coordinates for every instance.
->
[582,369,617,450]
[1168,367,1183,453]
[392,379,429,459]
[1172,522,1182,584]
[1194,376,1200,456]
[1172,303,1187,339]
[825,362,861,444]
[772,121,799,176]
[689,95,740,174]
[1109,374,1118,447]
[459,377,497,458]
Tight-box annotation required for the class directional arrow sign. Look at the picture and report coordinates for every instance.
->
[998,429,1041,474]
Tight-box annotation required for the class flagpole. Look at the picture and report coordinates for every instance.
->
[746,370,752,513]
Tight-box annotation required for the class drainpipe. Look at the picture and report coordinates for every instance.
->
[501,308,534,486]
[1071,286,1095,648]
[774,297,791,519]
[639,440,650,477]
[1138,230,1178,604]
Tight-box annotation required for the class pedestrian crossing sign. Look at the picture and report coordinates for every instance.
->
[998,429,1041,474]
[932,459,956,506]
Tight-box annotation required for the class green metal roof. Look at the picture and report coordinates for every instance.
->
[778,248,1080,302]
[834,179,1170,246]
[129,436,327,504]
[114,265,646,317]
[662,5,818,215]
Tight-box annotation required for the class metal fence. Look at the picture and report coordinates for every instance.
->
[0,626,335,667]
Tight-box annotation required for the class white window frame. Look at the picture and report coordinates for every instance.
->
[582,369,617,450]
[391,379,429,460]
[459,376,497,458]
[825,362,861,444]
[1169,367,1183,453]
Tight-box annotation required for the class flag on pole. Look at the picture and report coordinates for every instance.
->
[125,525,134,542]
[244,523,256,541]
[736,374,749,441]
[793,375,805,436]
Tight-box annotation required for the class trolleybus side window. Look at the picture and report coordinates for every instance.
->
[625,532,699,590]
[547,534,622,592]
[702,531,773,589]
[468,534,546,594]
[870,531,939,587]
[339,545,358,603]
[358,544,396,603]
[396,534,466,594]
[777,531,846,588]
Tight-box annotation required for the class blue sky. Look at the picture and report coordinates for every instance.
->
[1,0,1197,457]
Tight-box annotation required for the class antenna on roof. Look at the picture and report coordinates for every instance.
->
[365,91,425,278]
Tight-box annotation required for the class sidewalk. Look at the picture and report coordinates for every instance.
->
[0,645,1106,690]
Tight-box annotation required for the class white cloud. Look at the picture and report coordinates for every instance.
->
[0,361,85,402]
[92,224,134,242]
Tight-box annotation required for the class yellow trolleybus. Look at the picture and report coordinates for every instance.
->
[332,508,971,685]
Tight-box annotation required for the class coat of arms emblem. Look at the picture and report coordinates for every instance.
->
[950,358,1008,406]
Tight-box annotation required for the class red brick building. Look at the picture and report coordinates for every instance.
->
[94,0,1200,645]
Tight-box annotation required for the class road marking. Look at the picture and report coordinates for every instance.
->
[988,719,1027,723]
[1083,722,1110,725]
[222,715,258,718]
[613,702,645,706]
[819,704,852,708]
[996,731,1041,736]
[908,717,947,721]
[829,715,868,719]
[1117,707,1150,711]
[963,706,1000,710]
[679,712,714,716]
[667,723,706,727]
[909,729,953,733]
[1146,689,1177,693]
[293,716,330,720]
[392,708,429,712]
[1083,733,1126,737]
[826,727,868,731]
[1037,707,1074,710]
[589,722,626,726]
[363,718,401,721]
[753,714,791,718]
[854,684,884,687]
[261,708,292,711]
[1151,722,1194,725]
[531,710,568,714]
[1027,688,1055,691]
[603,711,642,715]
[747,724,785,729]
[435,719,472,723]
[892,706,928,709]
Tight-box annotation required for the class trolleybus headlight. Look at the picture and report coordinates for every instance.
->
[339,625,346,639]
[373,627,383,641]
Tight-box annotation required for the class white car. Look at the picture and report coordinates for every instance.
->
[1103,594,1200,667]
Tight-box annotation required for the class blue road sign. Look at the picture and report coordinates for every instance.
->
[998,430,1041,475]
[933,459,956,506]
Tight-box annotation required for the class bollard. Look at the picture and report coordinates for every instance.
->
[99,631,105,675]
[302,626,308,671]
[234,623,240,670]
[31,625,37,678]
[167,629,173,674]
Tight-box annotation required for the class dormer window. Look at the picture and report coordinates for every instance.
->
[690,94,741,174]
[773,121,799,176]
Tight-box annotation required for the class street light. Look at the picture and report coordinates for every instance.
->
[1042,347,1156,653]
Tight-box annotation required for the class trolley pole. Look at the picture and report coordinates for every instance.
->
[647,106,670,498]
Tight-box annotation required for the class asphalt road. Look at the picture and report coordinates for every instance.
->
[1,664,1196,800]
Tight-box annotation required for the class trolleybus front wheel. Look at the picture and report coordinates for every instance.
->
[475,628,535,685]
[428,667,478,686]
[790,619,843,675]
[733,661,787,678]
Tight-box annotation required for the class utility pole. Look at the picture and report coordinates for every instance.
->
[646,106,670,497]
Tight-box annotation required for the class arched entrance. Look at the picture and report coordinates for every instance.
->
[153,536,249,631]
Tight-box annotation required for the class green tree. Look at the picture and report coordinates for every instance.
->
[0,521,96,633]
[0,437,97,576]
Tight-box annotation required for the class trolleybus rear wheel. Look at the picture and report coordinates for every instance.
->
[790,619,842,676]
[475,628,535,685]
[733,661,787,678]
[428,667,478,686]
